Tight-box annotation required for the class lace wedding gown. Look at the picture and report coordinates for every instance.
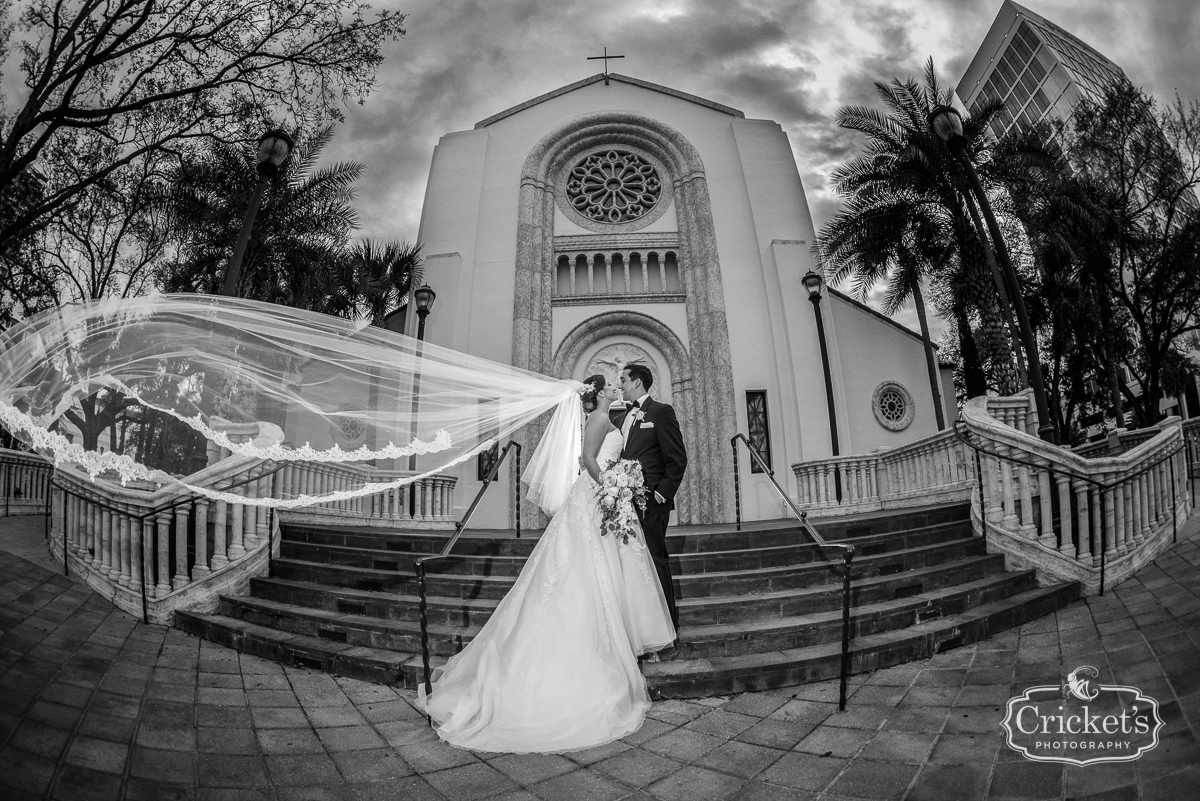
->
[419,430,676,753]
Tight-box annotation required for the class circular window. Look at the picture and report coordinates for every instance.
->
[330,404,368,448]
[566,150,661,224]
[556,147,674,233]
[872,382,915,431]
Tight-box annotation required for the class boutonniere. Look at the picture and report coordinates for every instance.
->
[633,409,646,423]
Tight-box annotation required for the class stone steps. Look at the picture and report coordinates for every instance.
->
[173,611,413,685]
[267,528,982,601]
[174,501,1083,697]
[247,549,1004,631]
[212,556,1023,659]
[637,583,1081,697]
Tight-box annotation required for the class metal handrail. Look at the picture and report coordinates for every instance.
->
[953,422,1186,595]
[731,433,855,712]
[52,460,287,624]
[415,440,521,707]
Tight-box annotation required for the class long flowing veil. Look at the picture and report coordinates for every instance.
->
[0,294,581,514]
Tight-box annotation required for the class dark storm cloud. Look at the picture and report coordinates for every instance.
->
[325,0,1199,332]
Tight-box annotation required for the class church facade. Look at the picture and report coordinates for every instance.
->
[408,74,951,528]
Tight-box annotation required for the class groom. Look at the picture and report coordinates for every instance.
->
[614,363,687,630]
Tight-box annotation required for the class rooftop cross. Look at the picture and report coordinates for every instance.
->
[587,47,624,85]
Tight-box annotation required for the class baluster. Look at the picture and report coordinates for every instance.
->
[1103,482,1118,562]
[1117,482,1132,555]
[1131,473,1145,547]
[1077,481,1093,565]
[116,506,131,588]
[172,505,190,589]
[979,453,1000,523]
[1018,461,1035,536]
[89,498,101,566]
[128,511,143,593]
[280,464,293,503]
[256,469,270,539]
[101,502,115,576]
[193,500,211,578]
[155,511,172,597]
[141,518,155,595]
[998,447,1019,528]
[1056,473,1074,557]
[229,492,246,560]
[243,469,260,550]
[816,466,828,505]
[1037,465,1054,544]
[212,499,229,568]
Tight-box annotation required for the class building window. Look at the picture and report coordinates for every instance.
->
[566,150,661,224]
[745,391,771,473]
[478,442,500,482]
[873,382,915,431]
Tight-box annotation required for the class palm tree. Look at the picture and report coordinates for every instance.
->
[817,59,1024,407]
[162,124,363,307]
[331,238,424,327]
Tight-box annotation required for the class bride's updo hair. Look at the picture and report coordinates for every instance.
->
[580,374,606,413]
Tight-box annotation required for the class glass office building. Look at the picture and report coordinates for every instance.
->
[957,1,1127,139]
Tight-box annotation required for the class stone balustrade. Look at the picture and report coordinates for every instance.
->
[0,448,52,515]
[791,429,975,515]
[275,462,457,528]
[553,248,683,301]
[40,421,459,624]
[49,453,280,625]
[961,394,1190,595]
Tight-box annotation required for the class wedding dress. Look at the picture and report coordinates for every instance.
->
[419,429,676,753]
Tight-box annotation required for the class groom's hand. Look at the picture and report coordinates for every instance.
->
[654,491,665,504]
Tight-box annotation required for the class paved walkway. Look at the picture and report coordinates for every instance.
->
[0,514,1198,801]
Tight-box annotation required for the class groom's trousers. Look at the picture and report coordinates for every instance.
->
[640,498,679,631]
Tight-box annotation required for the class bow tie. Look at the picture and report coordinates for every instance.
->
[628,400,640,410]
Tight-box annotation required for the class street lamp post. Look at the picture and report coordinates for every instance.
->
[220,129,295,297]
[928,105,1057,444]
[802,270,842,502]
[408,286,437,481]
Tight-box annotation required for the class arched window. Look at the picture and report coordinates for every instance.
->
[556,255,571,296]
[665,251,680,292]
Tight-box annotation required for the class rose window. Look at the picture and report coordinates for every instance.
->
[878,390,907,423]
[872,382,915,431]
[566,150,662,224]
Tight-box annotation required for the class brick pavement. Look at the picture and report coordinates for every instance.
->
[1,513,1198,800]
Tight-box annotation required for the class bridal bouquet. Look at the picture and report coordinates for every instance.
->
[596,459,648,544]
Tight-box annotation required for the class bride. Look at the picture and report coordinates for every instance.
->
[418,374,676,753]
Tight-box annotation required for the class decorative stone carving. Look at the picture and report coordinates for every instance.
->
[567,150,661,223]
[584,344,661,400]
[330,403,368,448]
[873,381,915,431]
[554,143,673,234]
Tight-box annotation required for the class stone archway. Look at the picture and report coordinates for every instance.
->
[552,311,703,523]
[513,112,736,524]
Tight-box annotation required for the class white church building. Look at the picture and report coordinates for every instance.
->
[404,73,952,528]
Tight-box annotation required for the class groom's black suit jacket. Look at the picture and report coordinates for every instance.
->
[611,397,687,507]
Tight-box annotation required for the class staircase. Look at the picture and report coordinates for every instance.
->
[174,501,1081,697]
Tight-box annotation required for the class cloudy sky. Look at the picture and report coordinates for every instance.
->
[332,0,1196,231]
